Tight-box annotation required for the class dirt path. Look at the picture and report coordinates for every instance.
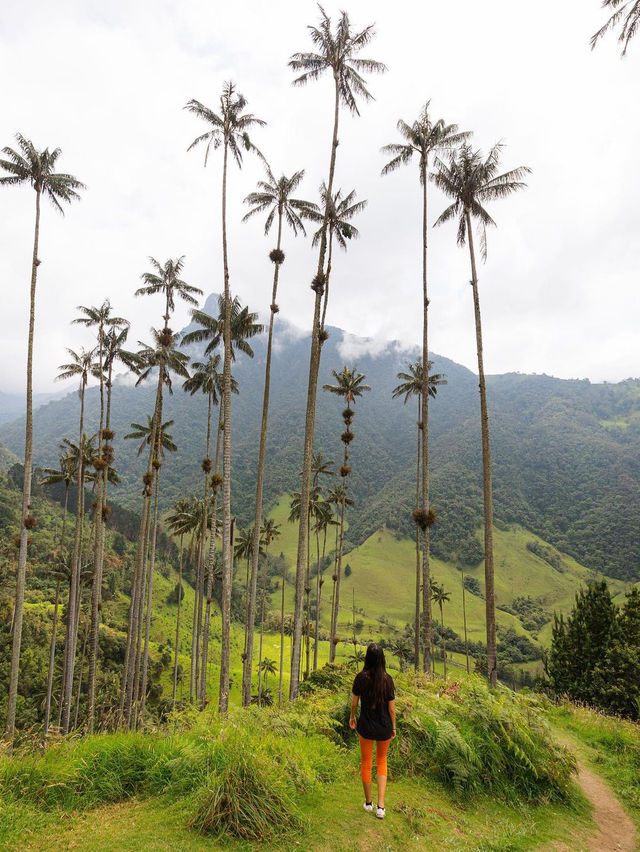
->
[574,758,637,852]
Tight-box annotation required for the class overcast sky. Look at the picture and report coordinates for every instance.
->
[0,0,638,395]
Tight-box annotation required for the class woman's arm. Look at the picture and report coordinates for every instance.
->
[388,699,396,738]
[349,693,359,729]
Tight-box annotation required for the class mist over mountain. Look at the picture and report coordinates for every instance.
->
[1,293,639,581]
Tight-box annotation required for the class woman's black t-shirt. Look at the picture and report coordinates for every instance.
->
[352,671,395,741]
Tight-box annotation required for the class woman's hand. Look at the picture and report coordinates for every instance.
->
[349,716,356,730]
[391,729,396,739]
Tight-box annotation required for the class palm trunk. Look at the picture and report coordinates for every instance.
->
[243,213,283,707]
[132,501,152,727]
[465,210,497,687]
[219,139,233,715]
[73,606,89,729]
[257,584,266,706]
[140,469,160,723]
[43,481,69,737]
[313,525,322,671]
[415,395,421,672]
[290,76,341,699]
[172,534,184,710]
[420,165,433,675]
[200,406,223,708]
[329,480,347,663]
[121,369,163,725]
[461,570,470,674]
[61,377,87,734]
[194,394,211,707]
[439,600,447,679]
[87,330,106,733]
[190,534,203,703]
[5,187,41,739]
[304,509,311,679]
[278,559,286,708]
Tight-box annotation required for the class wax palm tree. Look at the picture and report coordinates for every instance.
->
[432,142,530,687]
[431,581,451,678]
[240,165,315,707]
[55,347,94,734]
[288,8,385,699]
[305,184,368,330]
[392,359,447,670]
[257,519,280,706]
[322,367,370,662]
[592,0,640,52]
[186,80,265,715]
[382,105,467,674]
[120,309,191,727]
[0,134,84,738]
[74,300,128,732]
[312,497,334,670]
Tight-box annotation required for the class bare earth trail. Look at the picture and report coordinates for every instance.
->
[574,759,637,852]
[552,734,637,852]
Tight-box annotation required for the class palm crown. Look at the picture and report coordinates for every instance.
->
[125,329,191,390]
[592,0,640,53]
[381,102,470,182]
[243,167,316,237]
[182,295,263,360]
[125,417,177,458]
[182,353,229,404]
[135,256,202,325]
[56,347,95,389]
[323,366,371,405]
[289,6,387,115]
[392,360,447,404]
[0,133,85,210]
[185,81,266,168]
[305,184,367,249]
[432,143,531,260]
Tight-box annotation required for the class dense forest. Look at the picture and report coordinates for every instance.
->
[3,305,639,581]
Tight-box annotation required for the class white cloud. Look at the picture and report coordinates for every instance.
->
[1,0,638,393]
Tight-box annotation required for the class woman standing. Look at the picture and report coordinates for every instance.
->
[349,643,396,819]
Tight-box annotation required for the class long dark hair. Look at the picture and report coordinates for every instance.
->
[361,643,389,708]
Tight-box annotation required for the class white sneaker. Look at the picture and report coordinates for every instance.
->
[375,805,385,819]
[363,801,373,813]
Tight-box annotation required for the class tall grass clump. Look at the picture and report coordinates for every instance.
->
[187,728,304,841]
[298,665,577,802]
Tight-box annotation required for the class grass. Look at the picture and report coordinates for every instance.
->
[265,496,628,649]
[0,668,595,850]
[549,702,640,829]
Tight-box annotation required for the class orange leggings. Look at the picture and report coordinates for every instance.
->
[359,735,391,783]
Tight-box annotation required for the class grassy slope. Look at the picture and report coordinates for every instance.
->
[266,495,628,647]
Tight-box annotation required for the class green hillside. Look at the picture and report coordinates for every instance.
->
[2,305,640,582]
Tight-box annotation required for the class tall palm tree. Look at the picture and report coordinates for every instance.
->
[382,105,468,674]
[592,0,640,52]
[73,300,128,733]
[0,134,84,738]
[186,80,265,714]
[392,359,447,670]
[288,8,385,698]
[431,581,451,678]
[304,184,368,330]
[257,518,280,706]
[120,314,192,727]
[240,166,315,706]
[432,142,530,687]
[322,366,370,662]
[55,347,95,734]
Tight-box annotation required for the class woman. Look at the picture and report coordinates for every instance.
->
[349,643,396,819]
